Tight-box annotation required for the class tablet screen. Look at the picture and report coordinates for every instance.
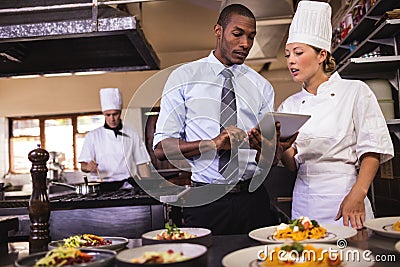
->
[258,112,311,139]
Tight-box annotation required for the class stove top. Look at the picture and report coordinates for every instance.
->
[0,188,159,210]
[50,188,145,201]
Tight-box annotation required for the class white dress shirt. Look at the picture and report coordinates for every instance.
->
[154,51,275,184]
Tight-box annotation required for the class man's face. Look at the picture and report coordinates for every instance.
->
[214,13,256,66]
[103,110,121,128]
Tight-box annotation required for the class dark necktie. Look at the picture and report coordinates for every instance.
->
[218,68,239,179]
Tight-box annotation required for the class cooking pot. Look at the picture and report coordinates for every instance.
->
[50,177,128,195]
[50,181,100,195]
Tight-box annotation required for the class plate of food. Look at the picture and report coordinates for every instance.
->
[116,243,207,266]
[141,223,212,247]
[48,234,129,251]
[15,247,116,267]
[222,242,374,267]
[364,216,400,238]
[249,216,357,243]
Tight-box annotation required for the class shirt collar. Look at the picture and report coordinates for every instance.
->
[318,72,341,93]
[206,51,247,79]
[104,121,123,137]
[301,72,341,95]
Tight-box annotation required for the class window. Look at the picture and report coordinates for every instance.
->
[9,113,103,173]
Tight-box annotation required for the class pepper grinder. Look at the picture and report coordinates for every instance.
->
[28,144,51,254]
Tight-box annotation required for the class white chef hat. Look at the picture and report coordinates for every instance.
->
[286,0,332,52]
[100,88,122,112]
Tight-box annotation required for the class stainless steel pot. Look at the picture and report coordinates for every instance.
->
[50,181,100,195]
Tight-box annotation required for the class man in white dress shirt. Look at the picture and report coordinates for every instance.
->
[153,4,296,234]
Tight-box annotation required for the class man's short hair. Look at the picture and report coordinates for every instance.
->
[217,4,255,28]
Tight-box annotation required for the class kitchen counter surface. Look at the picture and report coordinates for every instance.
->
[1,228,399,266]
[0,189,165,241]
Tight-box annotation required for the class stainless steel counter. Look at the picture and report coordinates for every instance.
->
[1,229,399,267]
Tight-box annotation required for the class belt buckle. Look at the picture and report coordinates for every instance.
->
[226,184,241,193]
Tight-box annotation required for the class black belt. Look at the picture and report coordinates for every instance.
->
[191,179,252,193]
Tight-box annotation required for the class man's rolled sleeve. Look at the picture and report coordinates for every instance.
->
[153,73,186,149]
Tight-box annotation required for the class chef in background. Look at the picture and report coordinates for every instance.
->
[79,88,151,184]
[278,1,394,229]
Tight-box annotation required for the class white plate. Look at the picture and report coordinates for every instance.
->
[222,244,374,267]
[258,112,311,139]
[395,240,400,253]
[15,248,116,267]
[249,224,357,243]
[48,236,129,251]
[116,243,207,266]
[141,227,212,247]
[364,216,400,238]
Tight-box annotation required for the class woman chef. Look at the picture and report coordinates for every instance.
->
[78,88,151,185]
[278,1,394,229]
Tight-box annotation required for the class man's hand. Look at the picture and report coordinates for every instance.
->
[81,160,98,173]
[248,122,298,165]
[213,125,247,151]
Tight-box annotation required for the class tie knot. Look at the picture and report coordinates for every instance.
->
[221,68,233,79]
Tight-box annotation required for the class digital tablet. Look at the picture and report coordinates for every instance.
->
[257,112,311,139]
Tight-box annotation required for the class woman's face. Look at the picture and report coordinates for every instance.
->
[285,43,326,83]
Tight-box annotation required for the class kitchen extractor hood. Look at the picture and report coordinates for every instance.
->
[0,0,160,77]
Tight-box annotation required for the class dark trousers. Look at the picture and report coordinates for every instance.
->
[183,184,276,235]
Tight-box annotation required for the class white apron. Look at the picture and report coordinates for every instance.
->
[292,162,374,225]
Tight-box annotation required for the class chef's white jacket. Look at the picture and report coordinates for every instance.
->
[78,126,150,182]
[278,72,394,224]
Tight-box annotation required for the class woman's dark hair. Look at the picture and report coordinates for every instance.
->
[311,46,336,73]
[217,4,255,28]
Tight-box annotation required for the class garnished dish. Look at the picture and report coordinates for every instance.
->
[48,235,129,251]
[130,249,187,264]
[33,247,93,267]
[15,248,116,267]
[259,242,342,267]
[116,243,207,266]
[155,224,197,240]
[222,244,373,267]
[273,217,327,241]
[249,219,357,244]
[63,234,112,247]
[364,216,400,238]
[142,225,212,247]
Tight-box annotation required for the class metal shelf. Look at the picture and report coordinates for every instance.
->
[332,0,400,62]
[337,19,400,67]
[338,56,400,82]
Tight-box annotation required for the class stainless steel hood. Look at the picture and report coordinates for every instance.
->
[0,0,160,77]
